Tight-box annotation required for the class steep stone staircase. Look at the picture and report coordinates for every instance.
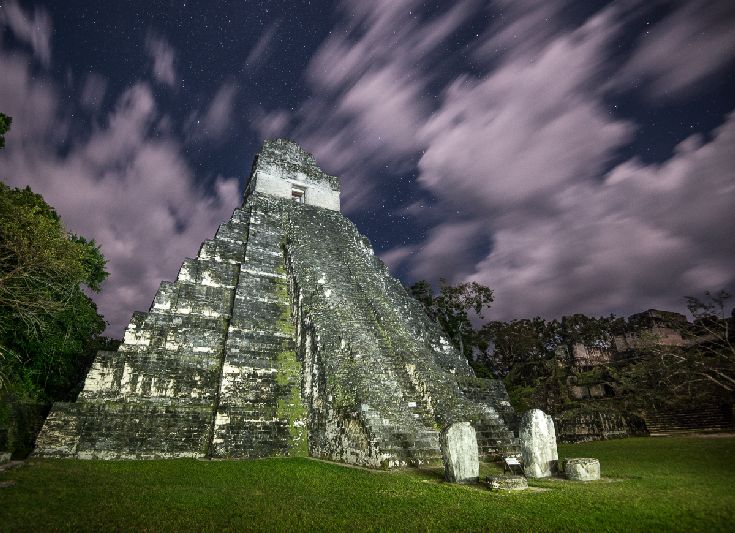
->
[286,200,518,465]
[644,404,734,435]
[209,198,305,458]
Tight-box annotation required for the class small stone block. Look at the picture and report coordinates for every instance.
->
[486,475,528,491]
[564,457,600,481]
[0,452,10,464]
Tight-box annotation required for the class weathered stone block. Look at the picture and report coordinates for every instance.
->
[486,475,528,491]
[440,422,479,483]
[588,384,606,398]
[563,457,600,480]
[519,409,558,478]
[555,409,648,443]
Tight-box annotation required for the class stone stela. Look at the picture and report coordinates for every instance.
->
[35,139,519,471]
[519,409,558,478]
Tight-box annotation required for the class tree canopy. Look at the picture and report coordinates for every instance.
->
[0,113,11,149]
[0,182,108,399]
[683,291,734,393]
[408,279,494,361]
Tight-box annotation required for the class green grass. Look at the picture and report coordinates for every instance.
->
[1,436,733,531]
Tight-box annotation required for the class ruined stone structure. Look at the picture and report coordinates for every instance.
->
[554,409,648,443]
[571,344,614,369]
[560,308,733,438]
[568,310,692,371]
[613,309,690,352]
[35,140,518,467]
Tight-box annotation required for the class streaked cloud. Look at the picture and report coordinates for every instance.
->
[619,0,735,99]
[418,7,634,212]
[0,0,52,66]
[80,73,108,112]
[245,22,278,66]
[145,33,177,87]
[370,0,735,318]
[0,39,240,335]
[186,82,239,143]
[2,0,734,337]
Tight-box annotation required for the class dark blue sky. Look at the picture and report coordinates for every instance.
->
[1,0,734,335]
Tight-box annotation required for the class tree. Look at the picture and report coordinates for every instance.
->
[477,317,564,411]
[408,279,494,361]
[480,317,560,377]
[607,292,734,406]
[0,183,108,399]
[0,113,11,149]
[407,280,434,316]
[683,290,735,393]
[559,314,621,351]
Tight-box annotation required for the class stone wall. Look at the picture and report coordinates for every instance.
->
[572,344,613,368]
[642,403,734,435]
[554,408,648,443]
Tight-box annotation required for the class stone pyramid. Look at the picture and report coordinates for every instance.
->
[36,140,518,467]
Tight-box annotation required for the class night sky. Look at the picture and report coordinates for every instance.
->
[1,0,734,337]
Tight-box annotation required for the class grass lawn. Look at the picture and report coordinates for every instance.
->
[1,435,733,531]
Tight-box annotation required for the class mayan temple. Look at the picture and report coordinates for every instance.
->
[35,140,518,467]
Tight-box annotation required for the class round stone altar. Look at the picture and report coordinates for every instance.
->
[563,458,600,481]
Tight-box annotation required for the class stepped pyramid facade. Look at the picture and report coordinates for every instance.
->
[36,140,518,467]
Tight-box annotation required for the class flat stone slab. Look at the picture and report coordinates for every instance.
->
[486,475,528,491]
[0,460,24,473]
[564,457,600,481]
